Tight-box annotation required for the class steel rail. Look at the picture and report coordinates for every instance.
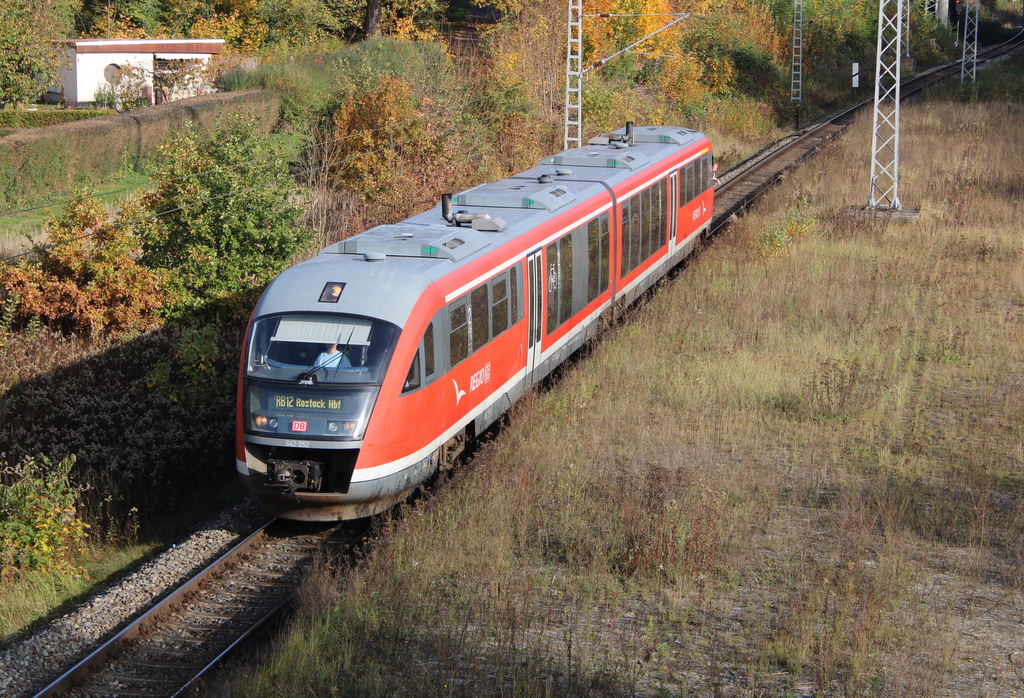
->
[31,517,374,697]
[32,521,278,697]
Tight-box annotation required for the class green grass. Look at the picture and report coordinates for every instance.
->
[0,541,159,648]
[0,171,152,258]
[0,130,304,259]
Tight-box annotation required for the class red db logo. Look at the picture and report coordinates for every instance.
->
[291,420,308,432]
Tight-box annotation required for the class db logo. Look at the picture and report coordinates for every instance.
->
[291,420,308,432]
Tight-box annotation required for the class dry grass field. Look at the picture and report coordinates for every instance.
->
[213,97,1024,697]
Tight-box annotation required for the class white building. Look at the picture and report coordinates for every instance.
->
[51,38,225,105]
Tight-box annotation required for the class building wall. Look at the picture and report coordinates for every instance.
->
[51,47,218,104]
[74,52,155,103]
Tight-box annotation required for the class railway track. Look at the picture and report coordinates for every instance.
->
[32,520,370,698]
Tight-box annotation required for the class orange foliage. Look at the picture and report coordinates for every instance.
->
[1,196,169,338]
[323,74,489,230]
[329,75,420,195]
[576,0,787,110]
[583,0,683,67]
[84,15,153,39]
[188,1,268,53]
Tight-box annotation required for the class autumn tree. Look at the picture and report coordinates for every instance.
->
[79,0,366,48]
[0,193,169,337]
[0,1,79,107]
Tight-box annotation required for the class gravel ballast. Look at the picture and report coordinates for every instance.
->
[0,497,267,698]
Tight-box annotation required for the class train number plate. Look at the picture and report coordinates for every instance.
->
[285,440,311,448]
[291,420,308,432]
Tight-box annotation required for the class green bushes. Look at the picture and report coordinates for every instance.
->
[221,38,451,132]
[137,115,311,318]
[0,109,116,129]
[0,112,313,537]
[0,455,88,574]
[146,324,236,404]
[3,114,309,334]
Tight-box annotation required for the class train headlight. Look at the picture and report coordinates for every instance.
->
[326,420,358,436]
[255,415,269,428]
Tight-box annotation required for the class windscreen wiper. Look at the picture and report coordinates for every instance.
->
[297,328,355,384]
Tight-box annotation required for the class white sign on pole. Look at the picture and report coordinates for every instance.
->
[852,62,860,87]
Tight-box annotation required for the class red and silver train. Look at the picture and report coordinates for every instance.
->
[236,123,714,520]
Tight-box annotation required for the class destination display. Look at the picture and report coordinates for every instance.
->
[270,393,344,411]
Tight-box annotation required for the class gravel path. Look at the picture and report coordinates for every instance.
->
[0,496,268,698]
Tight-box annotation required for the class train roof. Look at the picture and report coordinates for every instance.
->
[252,125,709,328]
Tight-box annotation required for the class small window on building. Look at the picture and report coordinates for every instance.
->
[104,64,121,84]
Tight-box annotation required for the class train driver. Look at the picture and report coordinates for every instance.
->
[317,343,352,369]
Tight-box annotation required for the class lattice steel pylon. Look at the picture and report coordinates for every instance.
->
[867,0,904,209]
[564,0,583,149]
[925,0,937,19]
[960,0,978,86]
[791,0,803,103]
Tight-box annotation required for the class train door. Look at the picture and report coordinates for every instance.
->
[526,250,543,383]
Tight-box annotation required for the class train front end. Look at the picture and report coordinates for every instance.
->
[236,255,434,521]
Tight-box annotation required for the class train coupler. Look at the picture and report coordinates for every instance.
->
[268,460,322,492]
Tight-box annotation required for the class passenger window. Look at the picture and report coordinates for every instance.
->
[450,301,469,366]
[642,186,655,258]
[598,213,609,293]
[654,179,666,250]
[471,285,489,352]
[587,218,601,301]
[559,233,573,325]
[423,322,434,377]
[630,193,642,269]
[492,278,508,335]
[402,350,421,393]
[620,199,632,274]
[509,265,519,322]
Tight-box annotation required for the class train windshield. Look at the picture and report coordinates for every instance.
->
[247,313,399,385]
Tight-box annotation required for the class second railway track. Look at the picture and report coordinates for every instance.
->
[711,32,1024,232]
